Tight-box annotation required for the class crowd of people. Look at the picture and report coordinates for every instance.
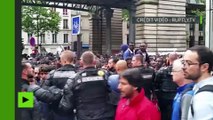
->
[20,43,213,120]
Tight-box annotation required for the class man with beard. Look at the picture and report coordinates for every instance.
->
[182,45,213,120]
[21,62,35,91]
[34,66,41,85]
[107,57,119,74]
[115,68,160,120]
[21,62,41,120]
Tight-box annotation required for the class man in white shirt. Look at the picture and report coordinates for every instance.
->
[182,45,213,120]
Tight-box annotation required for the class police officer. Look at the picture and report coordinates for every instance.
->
[60,51,115,120]
[131,54,155,99]
[28,50,77,120]
[155,52,178,120]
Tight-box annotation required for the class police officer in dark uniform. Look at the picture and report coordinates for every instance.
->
[59,51,115,120]
[28,50,77,120]
[154,53,178,120]
[131,54,155,99]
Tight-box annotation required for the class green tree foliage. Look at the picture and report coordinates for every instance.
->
[195,0,205,3]
[192,0,205,16]
[192,9,205,16]
[122,9,129,21]
[190,0,205,28]
[22,6,61,37]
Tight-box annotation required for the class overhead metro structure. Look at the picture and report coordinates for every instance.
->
[21,0,136,55]
[21,0,203,55]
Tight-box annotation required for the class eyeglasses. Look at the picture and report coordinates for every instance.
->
[172,69,182,72]
[181,60,200,67]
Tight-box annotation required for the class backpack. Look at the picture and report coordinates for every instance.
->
[195,85,213,94]
[179,84,194,119]
[191,85,213,116]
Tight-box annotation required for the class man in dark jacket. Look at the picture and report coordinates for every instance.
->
[131,54,155,99]
[28,50,77,120]
[59,51,115,120]
[155,52,178,120]
[21,62,41,120]
[135,42,150,65]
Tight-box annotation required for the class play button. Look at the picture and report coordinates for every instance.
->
[22,97,29,103]
[18,92,34,108]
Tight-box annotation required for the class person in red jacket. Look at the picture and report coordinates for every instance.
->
[116,68,161,120]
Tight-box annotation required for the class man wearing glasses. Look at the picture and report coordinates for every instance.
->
[182,45,213,120]
[171,58,194,120]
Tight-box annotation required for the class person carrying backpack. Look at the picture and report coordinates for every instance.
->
[182,45,213,120]
[171,58,194,120]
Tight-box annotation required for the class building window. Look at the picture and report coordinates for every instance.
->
[63,19,68,29]
[52,34,57,43]
[40,34,45,43]
[64,34,68,43]
[27,33,32,43]
[63,9,68,15]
